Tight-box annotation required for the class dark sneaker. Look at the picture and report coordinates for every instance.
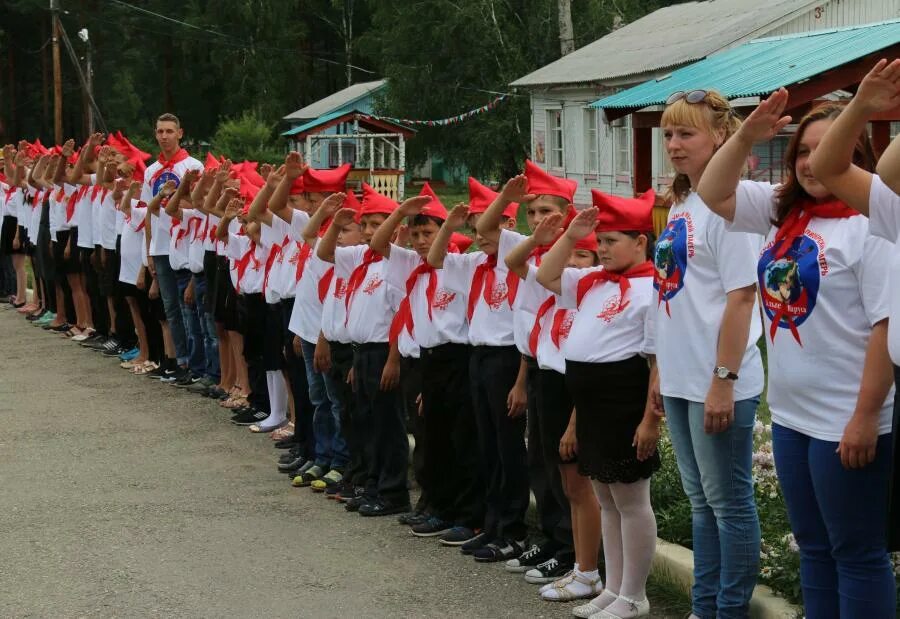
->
[397,510,428,526]
[160,367,188,383]
[310,469,343,493]
[473,538,526,563]
[505,543,556,573]
[172,371,202,388]
[442,527,482,548]
[231,409,269,426]
[524,557,574,584]
[336,483,363,504]
[458,531,492,553]
[145,364,169,379]
[344,494,368,512]
[79,333,107,348]
[292,464,324,487]
[185,377,215,393]
[358,499,412,517]
[411,516,453,537]
[324,483,341,499]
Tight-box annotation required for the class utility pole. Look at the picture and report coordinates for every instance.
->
[78,29,93,135]
[50,0,63,144]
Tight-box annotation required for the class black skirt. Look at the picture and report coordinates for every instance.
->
[536,368,576,465]
[1,216,21,254]
[52,230,80,276]
[566,355,660,483]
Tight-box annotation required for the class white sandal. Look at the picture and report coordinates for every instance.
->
[590,596,650,619]
[541,571,603,602]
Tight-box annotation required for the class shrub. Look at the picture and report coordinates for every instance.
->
[210,111,282,163]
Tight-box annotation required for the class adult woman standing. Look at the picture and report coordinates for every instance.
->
[698,84,896,617]
[654,90,765,619]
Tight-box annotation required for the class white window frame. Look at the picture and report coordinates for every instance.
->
[546,108,564,171]
[612,116,632,177]
[584,107,599,175]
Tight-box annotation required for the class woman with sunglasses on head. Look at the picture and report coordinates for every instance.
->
[654,89,765,619]
[698,82,897,618]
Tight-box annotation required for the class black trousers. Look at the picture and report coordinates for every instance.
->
[526,357,575,561]
[281,300,314,458]
[890,365,900,552]
[420,343,484,528]
[470,345,529,540]
[329,341,363,486]
[241,293,269,414]
[352,342,409,505]
[400,356,427,511]
[82,246,110,336]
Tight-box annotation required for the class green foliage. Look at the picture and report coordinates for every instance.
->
[211,112,281,163]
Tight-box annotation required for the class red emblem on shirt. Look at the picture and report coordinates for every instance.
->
[362,275,383,295]
[334,278,347,299]
[557,312,575,340]
[487,282,509,310]
[431,289,456,311]
[598,294,629,323]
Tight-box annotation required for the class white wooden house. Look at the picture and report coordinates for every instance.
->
[510,0,899,203]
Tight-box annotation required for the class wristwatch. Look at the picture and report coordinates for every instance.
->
[713,366,739,381]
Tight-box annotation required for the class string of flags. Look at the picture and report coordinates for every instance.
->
[373,95,508,127]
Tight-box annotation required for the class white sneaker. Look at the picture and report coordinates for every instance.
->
[590,596,650,619]
[541,570,603,601]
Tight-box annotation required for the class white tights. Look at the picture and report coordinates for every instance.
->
[260,371,288,430]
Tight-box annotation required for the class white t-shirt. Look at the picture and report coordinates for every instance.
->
[289,249,330,343]
[186,211,207,274]
[869,174,900,366]
[441,251,516,347]
[653,191,765,402]
[141,154,203,257]
[28,190,41,244]
[0,181,8,220]
[119,204,147,285]
[75,184,94,248]
[498,229,544,357]
[90,182,104,248]
[55,184,77,232]
[730,180,893,440]
[275,209,312,299]
[516,266,570,373]
[558,265,656,365]
[260,215,293,304]
[99,188,118,250]
[321,262,352,344]
[168,210,192,271]
[384,245,469,349]
[204,214,220,253]
[5,185,21,219]
[335,245,403,344]
[227,234,267,294]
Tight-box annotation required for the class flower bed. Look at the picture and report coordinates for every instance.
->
[651,414,900,611]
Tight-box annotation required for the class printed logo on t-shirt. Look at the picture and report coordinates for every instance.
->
[431,289,456,311]
[334,278,347,299]
[152,171,180,197]
[654,213,693,314]
[363,275,383,295]
[487,282,509,310]
[598,294,629,323]
[758,231,825,345]
[557,312,574,341]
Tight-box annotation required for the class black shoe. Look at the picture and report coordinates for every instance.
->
[358,498,412,517]
[397,510,428,526]
[79,333,106,348]
[26,311,47,322]
[145,364,169,379]
[344,493,369,512]
[505,543,556,573]
[473,538,526,563]
[231,408,269,426]
[277,455,306,472]
[99,336,121,352]
[102,344,128,357]
[278,445,303,463]
[411,516,453,537]
[459,531,493,554]
[523,557,574,584]
[274,437,297,449]
[440,526,481,547]
[160,366,187,383]
[172,371,202,388]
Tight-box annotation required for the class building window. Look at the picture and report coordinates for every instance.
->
[547,109,564,170]
[584,108,599,174]
[613,118,631,176]
[328,141,357,167]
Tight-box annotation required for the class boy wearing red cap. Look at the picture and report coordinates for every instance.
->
[536,192,661,617]
[476,163,577,578]
[368,183,485,542]
[316,185,429,516]
[427,192,529,562]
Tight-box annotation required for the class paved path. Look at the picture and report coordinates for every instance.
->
[0,309,566,618]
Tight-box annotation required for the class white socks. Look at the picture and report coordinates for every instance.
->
[259,371,287,430]
[540,567,602,601]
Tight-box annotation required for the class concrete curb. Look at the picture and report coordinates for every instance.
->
[652,538,802,619]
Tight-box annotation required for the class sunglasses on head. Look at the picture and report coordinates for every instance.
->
[665,90,709,106]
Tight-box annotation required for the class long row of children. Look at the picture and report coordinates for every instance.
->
[4,58,900,619]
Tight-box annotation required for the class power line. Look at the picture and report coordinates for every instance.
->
[55,18,108,135]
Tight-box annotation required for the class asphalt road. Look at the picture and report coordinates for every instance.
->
[0,308,578,619]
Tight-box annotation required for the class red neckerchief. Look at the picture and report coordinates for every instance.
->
[577,261,655,315]
[344,248,383,316]
[529,244,553,267]
[467,254,519,321]
[262,238,285,295]
[169,217,183,246]
[32,190,43,208]
[65,185,89,222]
[389,260,438,344]
[235,240,260,293]
[54,187,66,203]
[318,267,335,303]
[192,215,209,242]
[150,148,190,184]
[4,185,17,204]
[767,199,859,345]
[295,243,313,282]
[548,307,570,349]
[529,296,555,356]
[90,185,103,201]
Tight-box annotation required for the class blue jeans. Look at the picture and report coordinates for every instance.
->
[664,396,761,619]
[192,274,220,382]
[772,423,896,618]
[175,269,206,376]
[153,255,189,364]
[300,338,349,470]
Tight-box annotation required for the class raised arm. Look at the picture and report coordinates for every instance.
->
[475,175,532,245]
[68,133,103,184]
[697,88,791,222]
[876,131,900,195]
[270,152,307,224]
[301,192,346,245]
[427,204,468,269]
[810,59,900,215]
[504,211,562,279]
[191,169,215,213]
[316,206,355,264]
[119,179,140,218]
[165,168,198,220]
[216,198,242,241]
[248,163,280,226]
[370,195,433,258]
[536,209,589,294]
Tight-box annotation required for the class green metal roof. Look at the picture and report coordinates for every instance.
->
[282,109,348,137]
[591,19,900,112]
